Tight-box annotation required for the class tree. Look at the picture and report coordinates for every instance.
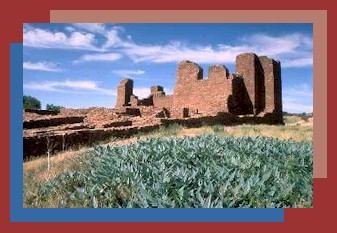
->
[23,95,41,109]
[46,104,64,113]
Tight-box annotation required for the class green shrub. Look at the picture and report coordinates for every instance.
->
[46,104,64,113]
[23,95,41,110]
[212,124,224,134]
[34,135,313,208]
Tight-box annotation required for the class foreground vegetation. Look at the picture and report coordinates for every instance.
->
[25,133,312,208]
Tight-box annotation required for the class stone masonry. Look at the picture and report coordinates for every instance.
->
[23,53,284,157]
[115,78,133,108]
[115,52,283,124]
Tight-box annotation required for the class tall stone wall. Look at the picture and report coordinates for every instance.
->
[235,53,265,115]
[259,56,283,122]
[115,78,133,108]
[172,61,233,114]
[229,75,254,115]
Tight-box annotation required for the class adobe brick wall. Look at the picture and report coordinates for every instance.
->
[114,52,283,124]
[172,61,233,114]
[161,112,240,128]
[24,116,85,129]
[153,95,173,108]
[23,124,161,158]
[59,108,90,116]
[236,53,265,115]
[130,95,139,107]
[115,78,133,108]
[151,86,164,93]
[24,109,58,115]
[258,56,283,123]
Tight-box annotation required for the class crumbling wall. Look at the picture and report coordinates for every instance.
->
[169,108,189,119]
[228,75,253,115]
[172,61,233,114]
[161,112,240,127]
[153,95,173,108]
[24,109,58,115]
[115,79,133,108]
[23,124,161,158]
[236,53,265,115]
[83,108,117,128]
[149,86,173,108]
[151,86,164,95]
[112,52,283,123]
[60,108,90,116]
[24,116,85,129]
[259,56,283,123]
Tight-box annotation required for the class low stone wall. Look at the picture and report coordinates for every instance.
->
[24,109,58,115]
[23,116,85,129]
[103,120,132,128]
[238,113,285,125]
[59,108,91,116]
[161,112,240,127]
[23,124,161,158]
[23,110,284,158]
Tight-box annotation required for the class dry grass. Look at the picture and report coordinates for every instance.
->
[179,127,214,137]
[222,124,312,142]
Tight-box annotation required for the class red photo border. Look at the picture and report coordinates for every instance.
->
[1,1,334,232]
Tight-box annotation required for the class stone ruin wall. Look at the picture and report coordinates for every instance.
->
[23,52,284,158]
[152,95,173,108]
[236,53,283,123]
[115,52,283,123]
[115,79,133,107]
[259,55,283,123]
[172,61,233,114]
[149,86,174,109]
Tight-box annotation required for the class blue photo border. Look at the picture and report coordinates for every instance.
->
[11,43,284,222]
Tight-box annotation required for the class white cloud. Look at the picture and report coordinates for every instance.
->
[72,23,130,49]
[23,61,63,72]
[23,27,101,51]
[72,23,107,34]
[132,87,173,99]
[122,33,312,68]
[24,24,312,69]
[123,42,237,64]
[283,84,313,98]
[24,80,116,96]
[283,100,313,113]
[133,87,151,99]
[113,69,145,76]
[283,84,313,113]
[74,53,122,63]
[165,88,174,95]
[281,58,313,68]
[243,34,303,56]
[65,26,75,32]
[245,33,313,68]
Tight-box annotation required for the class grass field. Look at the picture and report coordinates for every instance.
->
[23,115,313,208]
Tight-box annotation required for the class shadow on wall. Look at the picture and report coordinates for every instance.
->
[228,76,253,115]
[255,59,266,115]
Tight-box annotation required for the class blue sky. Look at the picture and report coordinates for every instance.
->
[23,23,313,113]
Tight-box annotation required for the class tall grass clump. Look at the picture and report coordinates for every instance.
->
[31,134,312,208]
[211,124,224,134]
[155,123,183,137]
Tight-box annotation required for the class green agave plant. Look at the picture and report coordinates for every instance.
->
[36,134,313,208]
